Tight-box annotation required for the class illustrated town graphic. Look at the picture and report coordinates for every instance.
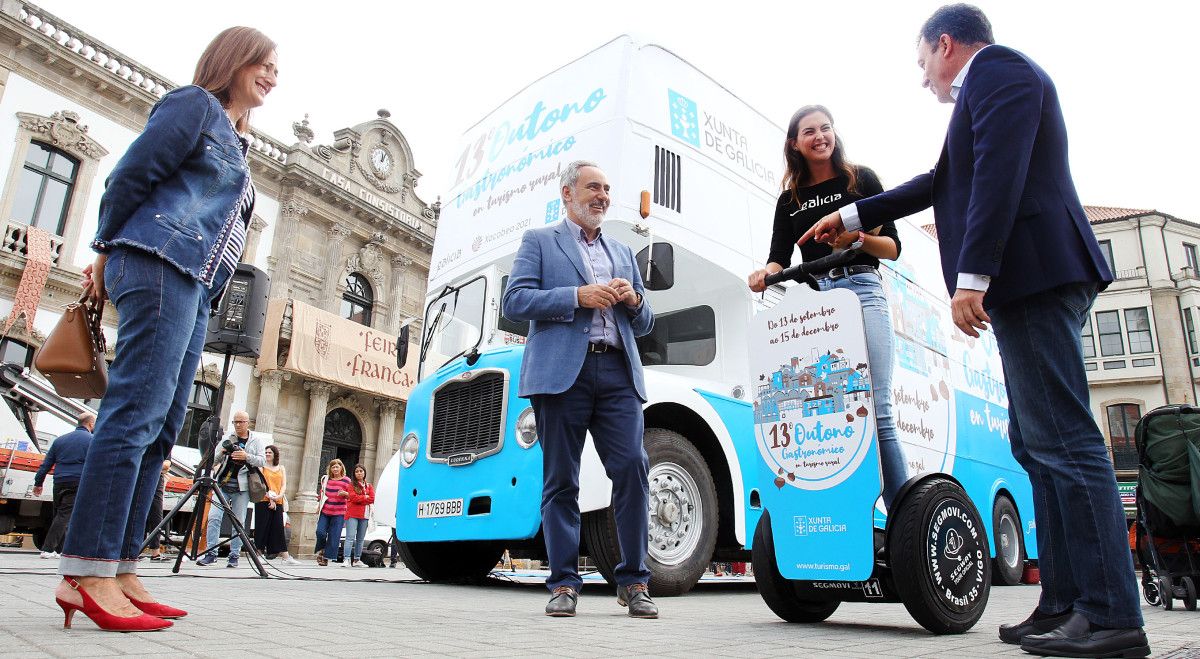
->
[754,347,873,425]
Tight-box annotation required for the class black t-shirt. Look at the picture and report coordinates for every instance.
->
[766,166,900,270]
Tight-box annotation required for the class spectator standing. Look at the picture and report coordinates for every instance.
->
[32,413,96,558]
[342,464,375,568]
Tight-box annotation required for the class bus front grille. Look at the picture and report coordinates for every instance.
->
[429,370,506,460]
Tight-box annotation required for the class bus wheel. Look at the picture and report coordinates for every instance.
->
[394,540,504,583]
[752,511,840,623]
[991,496,1025,586]
[889,477,991,634]
[582,428,718,596]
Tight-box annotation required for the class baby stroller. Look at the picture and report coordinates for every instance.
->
[1133,404,1200,611]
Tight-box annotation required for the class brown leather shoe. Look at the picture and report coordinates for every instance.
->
[545,586,578,617]
[617,583,658,619]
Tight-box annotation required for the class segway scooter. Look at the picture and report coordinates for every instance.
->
[749,250,991,634]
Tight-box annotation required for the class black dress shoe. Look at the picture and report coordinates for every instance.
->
[617,583,659,619]
[999,606,1074,644]
[545,586,578,617]
[1020,611,1150,658]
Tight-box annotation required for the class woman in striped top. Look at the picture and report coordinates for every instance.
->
[56,27,277,632]
[314,459,352,566]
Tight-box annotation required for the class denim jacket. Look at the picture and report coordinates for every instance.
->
[93,85,251,288]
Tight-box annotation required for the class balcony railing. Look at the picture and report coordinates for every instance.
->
[1113,266,1146,281]
[2,220,64,267]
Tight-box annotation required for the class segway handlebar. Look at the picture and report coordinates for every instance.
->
[763,249,862,287]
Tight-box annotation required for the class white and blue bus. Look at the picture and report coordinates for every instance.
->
[387,36,1036,596]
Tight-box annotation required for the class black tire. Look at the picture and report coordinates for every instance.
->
[990,496,1025,586]
[751,511,840,623]
[1143,578,1162,606]
[1161,575,1174,610]
[362,540,388,567]
[582,428,719,597]
[889,477,991,634]
[1182,576,1197,611]
[394,540,504,583]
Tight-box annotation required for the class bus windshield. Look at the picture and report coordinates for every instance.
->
[418,276,487,380]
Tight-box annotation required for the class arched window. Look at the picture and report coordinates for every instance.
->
[341,273,373,326]
[11,142,79,235]
[177,381,218,449]
[320,407,363,473]
[0,337,35,369]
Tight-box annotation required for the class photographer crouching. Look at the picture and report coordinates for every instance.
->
[196,411,265,567]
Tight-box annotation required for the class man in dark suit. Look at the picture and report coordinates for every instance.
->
[503,160,657,619]
[802,5,1148,657]
[33,413,96,558]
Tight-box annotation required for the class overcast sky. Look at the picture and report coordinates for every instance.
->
[32,0,1200,221]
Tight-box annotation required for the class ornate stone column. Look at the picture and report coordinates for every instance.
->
[293,380,334,557]
[389,255,414,333]
[373,399,403,483]
[322,224,351,313]
[268,196,308,299]
[252,368,289,433]
[241,214,269,265]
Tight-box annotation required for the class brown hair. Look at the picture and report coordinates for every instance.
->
[326,459,346,479]
[192,27,276,133]
[352,463,369,494]
[265,444,280,466]
[781,105,859,204]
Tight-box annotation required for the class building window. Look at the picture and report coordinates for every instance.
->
[176,382,217,449]
[1123,308,1153,354]
[10,142,79,235]
[1096,310,1124,356]
[1187,308,1198,354]
[1080,314,1095,359]
[1098,240,1115,273]
[1105,403,1141,471]
[0,338,35,369]
[1186,243,1199,274]
[341,273,373,326]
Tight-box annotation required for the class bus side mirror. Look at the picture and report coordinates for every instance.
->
[636,243,675,291]
[397,324,411,369]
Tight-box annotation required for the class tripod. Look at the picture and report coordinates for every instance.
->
[140,347,267,578]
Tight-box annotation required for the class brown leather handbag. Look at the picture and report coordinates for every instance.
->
[33,295,108,399]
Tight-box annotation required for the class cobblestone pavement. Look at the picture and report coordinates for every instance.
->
[1,550,1197,657]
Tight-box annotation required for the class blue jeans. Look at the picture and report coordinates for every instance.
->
[203,487,250,559]
[818,271,906,508]
[60,247,221,577]
[315,513,345,559]
[344,517,368,561]
[989,282,1142,629]
[531,350,651,592]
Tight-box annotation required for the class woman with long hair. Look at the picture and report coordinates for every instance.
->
[54,27,277,632]
[342,464,375,567]
[255,445,300,565]
[747,105,907,509]
[314,459,352,566]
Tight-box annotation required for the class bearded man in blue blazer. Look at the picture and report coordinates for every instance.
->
[803,5,1147,657]
[503,160,657,619]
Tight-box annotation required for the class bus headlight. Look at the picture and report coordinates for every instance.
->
[516,408,538,448]
[400,432,420,467]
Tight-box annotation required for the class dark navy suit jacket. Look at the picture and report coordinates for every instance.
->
[856,45,1112,309]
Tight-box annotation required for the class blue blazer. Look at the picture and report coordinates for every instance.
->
[856,45,1112,309]
[502,221,654,401]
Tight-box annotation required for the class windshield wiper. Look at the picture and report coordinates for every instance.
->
[419,302,448,371]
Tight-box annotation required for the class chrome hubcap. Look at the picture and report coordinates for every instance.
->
[646,461,703,566]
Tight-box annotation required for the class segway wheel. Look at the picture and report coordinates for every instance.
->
[888,477,991,634]
[1182,576,1197,612]
[1142,578,1162,606]
[752,512,840,623]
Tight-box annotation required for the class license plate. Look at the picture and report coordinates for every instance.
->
[416,498,463,519]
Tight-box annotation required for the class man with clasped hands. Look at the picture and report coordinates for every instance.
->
[503,160,658,619]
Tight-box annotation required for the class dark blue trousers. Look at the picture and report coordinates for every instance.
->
[531,350,650,592]
[990,282,1142,629]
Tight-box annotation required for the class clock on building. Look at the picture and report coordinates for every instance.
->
[369,146,392,178]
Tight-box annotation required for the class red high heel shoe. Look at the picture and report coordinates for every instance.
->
[128,598,187,619]
[55,577,173,632]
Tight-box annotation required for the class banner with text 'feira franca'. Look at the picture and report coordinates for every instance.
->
[750,286,880,582]
[430,38,630,290]
[271,300,417,401]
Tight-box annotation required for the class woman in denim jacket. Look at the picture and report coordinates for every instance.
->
[53,27,278,632]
